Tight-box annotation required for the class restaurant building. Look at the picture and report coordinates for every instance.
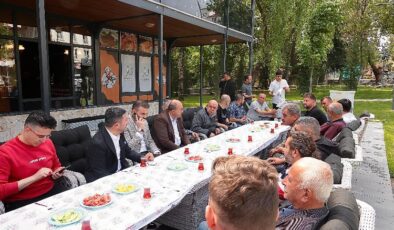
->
[0,0,254,142]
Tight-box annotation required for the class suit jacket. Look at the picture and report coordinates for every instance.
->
[124,117,160,154]
[153,112,190,153]
[85,124,141,182]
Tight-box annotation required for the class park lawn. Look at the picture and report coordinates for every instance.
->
[179,90,394,177]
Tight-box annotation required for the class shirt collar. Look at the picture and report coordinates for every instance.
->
[106,127,120,141]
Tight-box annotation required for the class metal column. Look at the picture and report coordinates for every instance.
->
[199,45,203,107]
[36,0,50,114]
[249,0,256,74]
[223,0,229,73]
[158,14,164,113]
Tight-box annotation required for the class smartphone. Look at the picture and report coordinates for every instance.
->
[58,165,71,173]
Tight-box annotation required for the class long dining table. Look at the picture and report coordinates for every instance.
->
[0,121,289,230]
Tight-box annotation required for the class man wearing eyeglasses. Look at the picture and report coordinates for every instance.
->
[0,112,68,212]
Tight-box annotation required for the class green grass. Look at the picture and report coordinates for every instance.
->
[178,86,394,177]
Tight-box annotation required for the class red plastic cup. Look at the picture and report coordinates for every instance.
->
[143,188,151,200]
[270,128,275,133]
[140,157,147,167]
[184,147,190,155]
[248,135,253,142]
[198,162,205,171]
[228,148,233,155]
[275,123,279,128]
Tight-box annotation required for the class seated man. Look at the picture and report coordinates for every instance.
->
[277,157,333,230]
[338,98,357,124]
[192,100,223,138]
[85,107,152,182]
[303,93,327,125]
[216,94,234,130]
[293,117,343,184]
[0,112,68,212]
[199,155,279,230]
[320,96,332,113]
[228,94,247,126]
[124,100,161,157]
[320,102,346,140]
[247,93,276,121]
[153,99,190,153]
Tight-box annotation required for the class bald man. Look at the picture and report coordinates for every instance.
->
[192,100,223,137]
[320,102,346,140]
[153,100,190,153]
[247,93,276,121]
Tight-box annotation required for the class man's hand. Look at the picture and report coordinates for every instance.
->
[191,132,200,141]
[135,116,145,131]
[145,152,155,161]
[209,132,216,138]
[267,157,286,165]
[268,146,285,156]
[214,128,222,135]
[34,168,53,180]
[51,167,65,180]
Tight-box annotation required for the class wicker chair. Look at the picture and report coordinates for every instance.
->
[357,199,376,230]
[343,145,363,166]
[332,160,352,191]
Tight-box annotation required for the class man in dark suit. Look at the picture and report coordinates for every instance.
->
[153,100,190,153]
[85,107,154,182]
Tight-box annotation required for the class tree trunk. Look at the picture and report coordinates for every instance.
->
[309,67,314,93]
[370,63,383,85]
[177,47,185,100]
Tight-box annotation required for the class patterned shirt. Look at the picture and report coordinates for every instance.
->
[228,102,246,119]
[276,205,329,230]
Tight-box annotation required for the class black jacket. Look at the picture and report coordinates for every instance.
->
[85,124,141,182]
[219,79,236,101]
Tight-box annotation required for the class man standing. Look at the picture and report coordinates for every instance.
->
[85,107,152,182]
[0,112,68,212]
[277,157,333,230]
[241,74,254,105]
[219,72,236,101]
[320,102,346,140]
[192,100,222,138]
[303,93,327,125]
[269,69,290,109]
[124,101,161,157]
[153,100,190,153]
[247,93,277,121]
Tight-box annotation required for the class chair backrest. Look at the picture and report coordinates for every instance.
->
[319,188,360,230]
[336,127,356,158]
[50,125,92,175]
[356,199,376,230]
[182,107,202,130]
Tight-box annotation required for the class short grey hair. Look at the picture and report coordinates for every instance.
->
[282,103,301,117]
[328,102,343,115]
[294,117,320,140]
[294,157,333,203]
[221,94,231,103]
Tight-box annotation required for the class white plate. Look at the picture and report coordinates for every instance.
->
[48,208,85,226]
[112,183,140,195]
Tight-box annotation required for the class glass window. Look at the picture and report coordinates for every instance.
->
[49,44,72,99]
[120,32,137,52]
[49,27,70,43]
[72,25,92,46]
[16,12,38,39]
[99,28,118,49]
[19,41,40,99]
[154,39,167,55]
[0,39,18,113]
[139,36,152,53]
[0,8,13,36]
[74,47,94,106]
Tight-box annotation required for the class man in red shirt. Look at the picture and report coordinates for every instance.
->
[0,112,67,212]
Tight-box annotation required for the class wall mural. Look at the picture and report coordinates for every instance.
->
[139,56,152,92]
[121,54,136,93]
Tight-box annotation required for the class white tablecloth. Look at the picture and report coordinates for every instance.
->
[0,121,289,230]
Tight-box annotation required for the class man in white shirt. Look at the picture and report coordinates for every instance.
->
[247,93,276,121]
[85,107,153,182]
[338,98,357,124]
[269,69,290,109]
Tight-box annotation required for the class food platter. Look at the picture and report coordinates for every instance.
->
[225,138,241,143]
[204,144,221,152]
[80,193,113,209]
[167,162,188,171]
[185,155,203,163]
[48,208,85,226]
[112,183,140,195]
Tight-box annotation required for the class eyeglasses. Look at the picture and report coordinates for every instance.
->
[29,127,51,139]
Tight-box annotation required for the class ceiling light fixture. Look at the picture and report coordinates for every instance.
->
[145,22,155,28]
[18,45,25,50]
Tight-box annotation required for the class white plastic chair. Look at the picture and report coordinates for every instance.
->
[357,199,376,230]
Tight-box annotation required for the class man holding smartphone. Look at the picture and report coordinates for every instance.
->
[0,112,69,212]
[124,101,159,158]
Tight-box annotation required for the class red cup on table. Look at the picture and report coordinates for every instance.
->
[275,123,279,128]
[228,147,233,155]
[248,135,253,142]
[184,147,190,155]
[143,187,151,200]
[140,157,147,167]
[198,162,205,171]
[270,128,275,133]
